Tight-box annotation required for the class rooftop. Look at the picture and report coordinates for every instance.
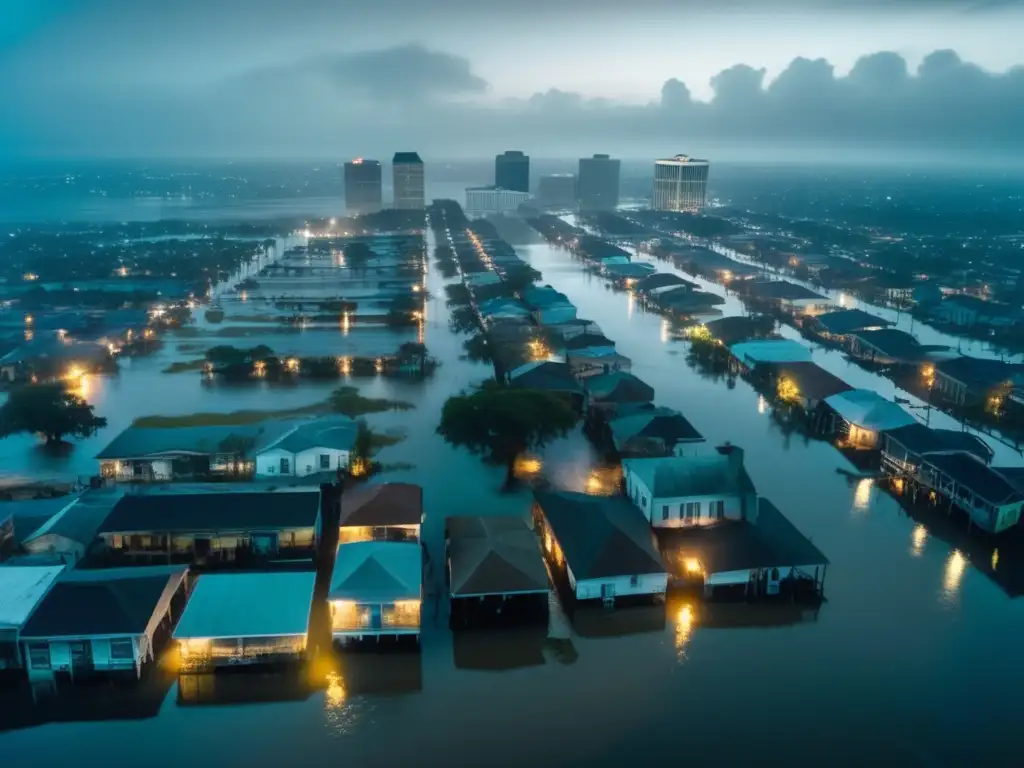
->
[585,372,655,405]
[825,389,916,432]
[814,309,891,335]
[923,453,1022,507]
[534,490,666,580]
[329,540,421,603]
[634,273,696,293]
[24,490,123,548]
[0,565,64,628]
[935,356,1024,390]
[882,423,994,464]
[96,420,299,460]
[174,571,316,640]
[746,281,827,302]
[703,315,774,345]
[97,489,321,534]
[339,483,423,527]
[609,407,705,449]
[509,361,584,394]
[261,416,357,455]
[21,567,187,639]
[446,516,549,597]
[392,152,423,164]
[771,361,853,402]
[623,451,756,499]
[851,329,936,362]
[564,333,615,351]
[660,498,828,576]
[730,339,812,366]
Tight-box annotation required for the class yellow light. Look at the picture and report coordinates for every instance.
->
[325,671,347,709]
[65,365,84,380]
[515,455,542,475]
[585,473,603,494]
[286,358,299,372]
[143,328,154,339]
[944,550,966,596]
[240,290,248,302]
[22,272,38,281]
[675,603,695,652]
[757,395,767,414]
[411,310,422,320]
[180,638,211,656]
[374,357,383,374]
[338,356,352,375]
[853,478,873,511]
[683,558,703,575]
[254,360,266,377]
[720,269,733,282]
[893,477,905,493]
[117,266,128,277]
[625,278,636,288]
[24,314,33,325]
[776,376,800,403]
[412,284,422,293]
[911,524,927,557]
[342,312,350,334]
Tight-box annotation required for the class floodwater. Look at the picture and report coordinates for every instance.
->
[3,231,1024,766]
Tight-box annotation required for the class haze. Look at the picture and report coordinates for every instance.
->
[1,0,1023,162]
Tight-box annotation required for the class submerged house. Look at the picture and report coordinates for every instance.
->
[632,272,696,297]
[446,516,549,627]
[508,361,586,410]
[19,490,121,566]
[520,285,577,325]
[585,372,655,414]
[622,447,758,529]
[916,453,1024,534]
[933,356,1024,408]
[93,487,324,567]
[702,315,775,346]
[328,541,422,643]
[849,329,941,366]
[729,339,812,375]
[808,309,890,343]
[0,565,64,671]
[254,416,357,477]
[880,423,995,477]
[930,295,1018,329]
[96,421,299,482]
[338,482,423,544]
[19,566,192,683]
[823,389,915,449]
[659,498,829,599]
[768,361,853,412]
[743,280,830,314]
[174,570,317,671]
[533,490,668,606]
[607,405,705,457]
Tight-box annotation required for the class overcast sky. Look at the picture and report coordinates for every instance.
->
[1,0,1022,160]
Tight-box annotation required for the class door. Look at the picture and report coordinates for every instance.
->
[766,567,781,596]
[601,583,616,601]
[252,533,278,555]
[194,538,211,558]
[370,605,382,631]
[69,641,93,677]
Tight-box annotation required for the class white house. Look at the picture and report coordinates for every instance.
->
[19,566,191,682]
[533,490,668,605]
[0,565,64,670]
[255,416,357,477]
[622,447,758,529]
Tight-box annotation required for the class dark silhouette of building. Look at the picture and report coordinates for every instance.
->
[392,152,425,210]
[578,154,620,212]
[343,158,382,214]
[537,174,577,210]
[495,151,530,193]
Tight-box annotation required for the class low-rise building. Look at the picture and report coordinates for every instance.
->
[508,361,586,410]
[809,309,890,342]
[849,329,943,365]
[174,570,316,671]
[92,487,325,567]
[465,186,531,217]
[607,405,705,457]
[743,280,830,315]
[880,423,995,478]
[768,361,853,412]
[20,566,191,682]
[445,515,549,628]
[338,482,423,544]
[930,295,1019,329]
[254,416,357,477]
[622,447,758,529]
[0,565,64,671]
[532,490,668,606]
[328,541,422,643]
[729,339,812,374]
[917,453,1024,534]
[823,389,915,449]
[933,356,1024,408]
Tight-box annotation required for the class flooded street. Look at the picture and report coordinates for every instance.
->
[3,231,1024,766]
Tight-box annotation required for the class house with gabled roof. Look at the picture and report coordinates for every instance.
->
[328,541,422,643]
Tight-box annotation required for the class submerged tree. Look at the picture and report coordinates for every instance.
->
[0,383,107,446]
[437,384,578,490]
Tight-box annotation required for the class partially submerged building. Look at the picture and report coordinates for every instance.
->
[19,566,191,682]
[508,361,586,410]
[729,339,812,374]
[532,490,668,606]
[880,423,995,475]
[173,570,317,671]
[607,405,705,457]
[823,389,915,449]
[0,565,64,671]
[253,416,357,477]
[808,309,890,342]
[743,280,830,314]
[328,541,422,643]
[933,356,1024,408]
[19,490,121,566]
[768,361,853,412]
[585,372,655,413]
[916,453,1024,534]
[92,487,324,567]
[338,482,423,544]
[446,515,549,627]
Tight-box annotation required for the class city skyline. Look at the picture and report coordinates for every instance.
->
[0,1,1022,160]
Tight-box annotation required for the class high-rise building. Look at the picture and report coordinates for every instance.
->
[495,150,530,193]
[343,158,382,214]
[392,152,425,210]
[577,154,620,212]
[465,186,531,217]
[652,154,710,212]
[537,174,577,210]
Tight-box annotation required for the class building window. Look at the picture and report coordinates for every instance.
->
[109,638,134,660]
[693,501,702,518]
[630,575,639,587]
[715,500,725,519]
[661,505,669,521]
[640,495,647,509]
[319,454,330,470]
[280,457,290,474]
[28,644,50,670]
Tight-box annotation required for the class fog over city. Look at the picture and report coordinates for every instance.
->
[1,0,1022,160]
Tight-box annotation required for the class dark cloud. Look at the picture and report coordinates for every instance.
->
[2,47,1022,159]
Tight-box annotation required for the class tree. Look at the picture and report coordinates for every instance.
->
[0,384,107,446]
[397,341,429,376]
[351,419,373,476]
[437,385,578,490]
[343,242,374,269]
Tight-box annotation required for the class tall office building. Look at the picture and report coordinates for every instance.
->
[465,186,531,217]
[537,174,577,210]
[577,154,620,212]
[495,150,530,193]
[392,152,425,210]
[343,158,382,214]
[652,155,710,212]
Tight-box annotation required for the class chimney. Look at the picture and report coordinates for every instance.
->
[718,444,759,523]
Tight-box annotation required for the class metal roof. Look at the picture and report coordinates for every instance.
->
[329,541,421,603]
[623,452,756,499]
[174,571,316,640]
[814,309,890,335]
[730,339,812,366]
[96,420,299,460]
[446,516,549,597]
[339,483,423,527]
[0,565,64,628]
[825,389,915,432]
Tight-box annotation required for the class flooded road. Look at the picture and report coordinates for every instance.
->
[3,233,1024,767]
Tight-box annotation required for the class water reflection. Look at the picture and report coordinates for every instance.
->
[453,626,547,671]
[176,670,312,707]
[757,395,767,415]
[853,478,874,513]
[627,290,635,320]
[943,550,967,602]
[660,318,669,344]
[674,603,696,658]
[911,524,928,557]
